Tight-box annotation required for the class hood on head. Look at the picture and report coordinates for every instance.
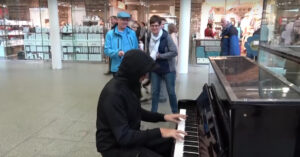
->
[116,49,157,83]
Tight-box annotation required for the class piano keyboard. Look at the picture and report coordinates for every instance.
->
[174,108,200,157]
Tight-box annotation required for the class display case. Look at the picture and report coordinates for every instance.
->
[0,19,31,59]
[60,24,104,61]
[24,25,104,61]
[193,38,221,64]
[258,0,300,92]
[258,44,300,92]
[260,0,300,46]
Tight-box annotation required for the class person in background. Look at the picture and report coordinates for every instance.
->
[96,50,186,157]
[168,24,179,65]
[131,21,144,50]
[220,17,240,56]
[281,20,294,45]
[104,16,118,75]
[204,23,216,38]
[139,22,147,43]
[293,15,300,44]
[104,12,138,76]
[168,24,178,49]
[130,21,141,40]
[161,17,167,31]
[158,17,168,103]
[236,22,242,40]
[147,15,178,113]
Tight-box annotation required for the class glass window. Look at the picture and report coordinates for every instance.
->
[261,0,300,46]
[258,0,300,90]
[0,0,108,62]
[59,0,107,61]
[0,0,40,59]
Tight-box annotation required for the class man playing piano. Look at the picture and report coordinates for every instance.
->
[96,49,187,157]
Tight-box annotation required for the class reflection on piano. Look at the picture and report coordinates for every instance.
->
[173,57,300,157]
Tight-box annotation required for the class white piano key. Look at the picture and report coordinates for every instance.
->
[173,109,186,157]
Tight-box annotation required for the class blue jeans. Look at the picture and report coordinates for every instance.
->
[151,72,178,113]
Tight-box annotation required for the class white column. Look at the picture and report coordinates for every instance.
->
[177,0,191,74]
[48,0,62,69]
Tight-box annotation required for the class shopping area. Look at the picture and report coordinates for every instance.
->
[0,0,299,64]
[0,0,300,157]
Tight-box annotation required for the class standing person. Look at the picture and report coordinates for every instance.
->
[168,23,179,64]
[96,50,187,157]
[130,21,141,40]
[294,15,300,44]
[104,12,138,76]
[204,23,216,38]
[147,15,178,113]
[104,16,118,75]
[168,23,178,49]
[131,21,144,50]
[161,17,167,31]
[139,22,147,43]
[159,17,168,103]
[220,17,240,56]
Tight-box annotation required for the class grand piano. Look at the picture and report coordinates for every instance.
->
[173,56,300,157]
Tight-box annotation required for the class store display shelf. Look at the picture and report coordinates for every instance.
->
[0,24,31,26]
[0,34,24,37]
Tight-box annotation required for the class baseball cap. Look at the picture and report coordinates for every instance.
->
[117,11,131,18]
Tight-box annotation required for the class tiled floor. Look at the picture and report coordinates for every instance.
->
[0,60,208,157]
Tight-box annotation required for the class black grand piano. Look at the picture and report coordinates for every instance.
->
[173,56,300,157]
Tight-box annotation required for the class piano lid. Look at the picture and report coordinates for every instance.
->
[209,56,300,104]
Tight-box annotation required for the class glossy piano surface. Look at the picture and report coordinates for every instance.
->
[207,56,300,157]
[209,56,300,104]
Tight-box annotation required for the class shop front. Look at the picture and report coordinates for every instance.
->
[0,0,181,62]
[194,0,264,64]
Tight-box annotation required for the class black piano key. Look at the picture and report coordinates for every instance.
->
[183,152,199,157]
[184,141,199,146]
[185,124,198,128]
[185,127,198,132]
[185,131,198,136]
[184,145,199,153]
[185,136,199,141]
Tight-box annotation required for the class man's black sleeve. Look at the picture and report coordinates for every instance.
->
[141,108,165,122]
[104,95,162,147]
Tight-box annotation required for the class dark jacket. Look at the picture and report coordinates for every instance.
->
[221,24,240,56]
[147,30,178,74]
[96,49,165,153]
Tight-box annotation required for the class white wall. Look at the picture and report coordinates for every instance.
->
[71,7,86,26]
[29,8,49,27]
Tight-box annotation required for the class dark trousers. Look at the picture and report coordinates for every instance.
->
[101,138,173,157]
[107,57,111,72]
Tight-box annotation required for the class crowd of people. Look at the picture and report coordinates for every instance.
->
[97,11,184,157]
[97,11,241,157]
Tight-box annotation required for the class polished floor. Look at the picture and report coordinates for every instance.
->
[0,60,208,157]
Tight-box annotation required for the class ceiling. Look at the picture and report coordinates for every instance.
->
[125,0,203,14]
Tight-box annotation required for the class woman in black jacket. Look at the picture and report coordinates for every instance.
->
[96,49,186,157]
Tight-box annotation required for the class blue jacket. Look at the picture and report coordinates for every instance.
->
[221,24,240,56]
[104,26,138,72]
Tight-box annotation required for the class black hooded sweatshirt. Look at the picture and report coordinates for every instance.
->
[96,49,165,153]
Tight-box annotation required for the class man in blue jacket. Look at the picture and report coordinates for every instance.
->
[220,17,240,56]
[104,11,138,76]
